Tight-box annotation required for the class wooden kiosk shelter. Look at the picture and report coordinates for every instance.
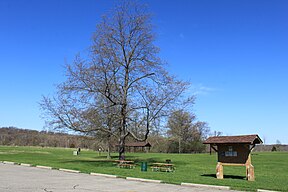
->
[203,134,262,181]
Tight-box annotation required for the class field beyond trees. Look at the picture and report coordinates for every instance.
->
[0,146,287,191]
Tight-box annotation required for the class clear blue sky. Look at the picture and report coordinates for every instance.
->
[0,0,287,144]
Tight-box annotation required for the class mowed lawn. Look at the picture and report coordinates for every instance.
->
[0,146,287,191]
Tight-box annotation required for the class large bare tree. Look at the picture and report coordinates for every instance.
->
[40,1,191,159]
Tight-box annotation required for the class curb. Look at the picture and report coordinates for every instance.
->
[20,163,32,167]
[3,161,17,165]
[181,182,230,190]
[59,168,80,173]
[126,177,162,183]
[90,172,117,178]
[36,165,53,170]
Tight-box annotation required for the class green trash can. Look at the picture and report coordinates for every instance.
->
[141,162,147,171]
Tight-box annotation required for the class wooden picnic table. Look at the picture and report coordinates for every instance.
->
[151,163,175,172]
[115,160,136,169]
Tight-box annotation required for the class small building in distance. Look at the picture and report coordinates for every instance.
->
[116,142,152,153]
[203,134,262,181]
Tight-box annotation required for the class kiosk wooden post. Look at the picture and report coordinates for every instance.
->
[216,162,223,179]
[204,134,262,181]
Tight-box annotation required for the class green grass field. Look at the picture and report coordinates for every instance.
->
[0,146,287,191]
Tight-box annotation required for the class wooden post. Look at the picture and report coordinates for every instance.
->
[245,154,255,181]
[245,154,252,165]
[216,162,223,179]
[246,164,255,181]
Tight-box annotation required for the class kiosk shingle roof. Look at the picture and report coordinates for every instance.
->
[203,134,262,145]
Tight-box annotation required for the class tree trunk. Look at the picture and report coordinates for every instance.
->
[107,147,111,159]
[118,62,129,160]
[118,136,125,160]
[106,134,111,159]
[178,137,181,154]
[118,112,127,160]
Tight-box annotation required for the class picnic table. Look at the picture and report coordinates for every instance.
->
[151,163,175,172]
[115,160,136,169]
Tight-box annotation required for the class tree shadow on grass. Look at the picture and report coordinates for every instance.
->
[91,155,137,160]
[64,155,187,168]
[60,159,116,168]
[60,157,160,166]
[201,174,246,180]
[63,157,171,165]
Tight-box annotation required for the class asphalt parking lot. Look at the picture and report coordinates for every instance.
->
[0,163,235,192]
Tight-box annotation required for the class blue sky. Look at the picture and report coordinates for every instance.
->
[0,0,287,144]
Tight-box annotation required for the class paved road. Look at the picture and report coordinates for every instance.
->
[0,163,234,192]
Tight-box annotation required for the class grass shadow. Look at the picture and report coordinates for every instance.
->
[201,174,246,180]
[201,174,216,178]
[90,153,188,166]
[91,155,137,160]
[60,159,115,167]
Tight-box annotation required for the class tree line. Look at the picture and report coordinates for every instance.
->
[0,127,94,149]
[0,126,209,154]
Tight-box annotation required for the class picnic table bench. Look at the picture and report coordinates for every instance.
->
[115,160,136,169]
[151,163,175,172]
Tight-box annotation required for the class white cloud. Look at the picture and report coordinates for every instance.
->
[189,84,217,96]
[179,33,185,39]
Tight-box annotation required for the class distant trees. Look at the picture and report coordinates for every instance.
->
[40,1,191,159]
[212,130,223,137]
[0,127,95,149]
[2,127,288,153]
[167,110,209,153]
[272,140,282,151]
